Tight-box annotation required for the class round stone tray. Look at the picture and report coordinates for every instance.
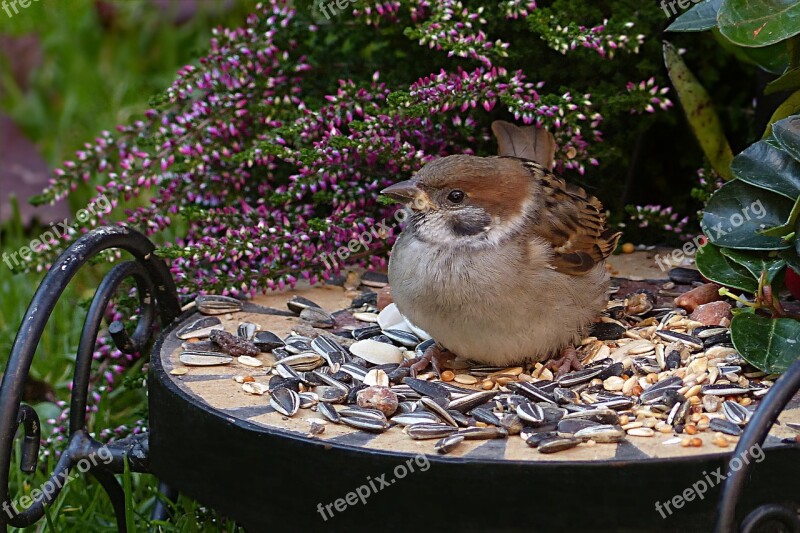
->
[148,284,800,532]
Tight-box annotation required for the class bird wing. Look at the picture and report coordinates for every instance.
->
[523,161,622,275]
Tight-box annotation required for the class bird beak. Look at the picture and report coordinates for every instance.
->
[382,180,424,206]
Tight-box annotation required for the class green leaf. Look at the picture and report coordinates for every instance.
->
[720,247,787,282]
[764,90,800,137]
[731,138,800,199]
[772,114,800,160]
[701,179,794,249]
[713,29,789,73]
[663,41,734,179]
[718,0,800,48]
[780,247,800,271]
[759,195,800,236]
[731,309,800,373]
[696,242,760,292]
[666,0,722,32]
[766,66,800,94]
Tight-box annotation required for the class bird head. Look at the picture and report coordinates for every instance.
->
[381,155,540,245]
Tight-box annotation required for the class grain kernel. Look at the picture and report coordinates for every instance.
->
[441,370,455,382]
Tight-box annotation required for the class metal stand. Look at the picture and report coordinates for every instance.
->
[0,226,181,531]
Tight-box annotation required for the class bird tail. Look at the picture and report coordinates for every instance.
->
[491,120,556,170]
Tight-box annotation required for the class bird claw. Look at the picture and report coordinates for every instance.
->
[547,345,583,378]
[398,344,453,377]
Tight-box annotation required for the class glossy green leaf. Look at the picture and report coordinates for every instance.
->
[701,179,794,249]
[731,138,800,199]
[663,41,734,179]
[720,247,786,282]
[760,195,800,236]
[780,247,800,271]
[696,242,760,292]
[766,66,800,94]
[718,0,800,48]
[666,0,722,32]
[764,91,800,137]
[713,28,789,73]
[772,114,800,161]
[731,309,800,373]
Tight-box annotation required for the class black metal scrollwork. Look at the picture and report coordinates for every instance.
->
[715,358,800,532]
[0,226,181,531]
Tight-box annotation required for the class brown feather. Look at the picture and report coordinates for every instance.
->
[521,161,621,275]
[492,120,556,169]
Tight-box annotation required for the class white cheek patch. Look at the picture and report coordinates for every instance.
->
[484,195,536,246]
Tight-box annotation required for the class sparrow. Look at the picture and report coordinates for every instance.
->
[382,121,621,376]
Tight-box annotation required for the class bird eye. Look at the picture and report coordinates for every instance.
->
[447,190,465,204]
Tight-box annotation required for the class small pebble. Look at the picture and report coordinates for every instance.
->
[621,243,635,254]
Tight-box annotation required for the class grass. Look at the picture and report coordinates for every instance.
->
[0,1,257,530]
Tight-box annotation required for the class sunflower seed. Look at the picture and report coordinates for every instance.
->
[701,384,748,396]
[447,390,498,413]
[406,423,458,440]
[317,402,340,423]
[197,295,244,315]
[435,434,465,454]
[299,392,319,408]
[237,322,258,341]
[557,419,600,435]
[383,329,420,348]
[508,382,556,403]
[538,436,581,454]
[557,366,605,386]
[562,408,619,425]
[340,407,387,423]
[420,397,457,427]
[177,317,224,339]
[722,400,751,425]
[312,371,350,392]
[339,362,369,381]
[341,415,389,432]
[316,386,348,403]
[285,337,313,354]
[526,432,560,448]
[709,418,742,436]
[353,312,379,323]
[300,307,335,328]
[270,387,300,417]
[471,406,501,426]
[458,426,509,440]
[391,412,441,425]
[253,331,284,351]
[517,403,545,424]
[655,330,703,350]
[403,378,450,401]
[280,353,323,369]
[352,325,382,340]
[574,424,626,443]
[179,352,233,366]
[287,295,321,315]
[553,387,580,404]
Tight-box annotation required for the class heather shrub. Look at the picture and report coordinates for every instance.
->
[32,0,697,296]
